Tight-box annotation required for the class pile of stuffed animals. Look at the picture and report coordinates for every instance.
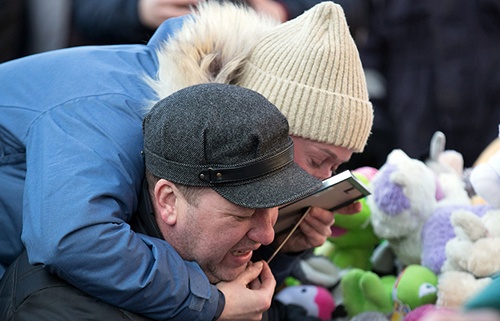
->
[274,126,500,321]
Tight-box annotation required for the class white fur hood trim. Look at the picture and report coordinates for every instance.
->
[145,1,279,107]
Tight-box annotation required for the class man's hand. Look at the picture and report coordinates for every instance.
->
[216,261,275,321]
[138,0,200,29]
[275,201,362,253]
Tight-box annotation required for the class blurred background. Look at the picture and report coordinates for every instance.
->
[2,0,499,172]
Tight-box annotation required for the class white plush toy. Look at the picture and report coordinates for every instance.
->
[368,131,471,267]
[436,125,500,308]
[442,209,500,277]
[469,139,500,208]
[436,208,499,308]
[367,149,439,266]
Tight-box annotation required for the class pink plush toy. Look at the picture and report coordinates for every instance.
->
[274,284,335,321]
[404,304,454,321]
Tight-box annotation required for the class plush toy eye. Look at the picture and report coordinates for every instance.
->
[419,282,437,298]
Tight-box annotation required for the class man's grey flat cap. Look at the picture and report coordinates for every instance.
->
[143,83,321,208]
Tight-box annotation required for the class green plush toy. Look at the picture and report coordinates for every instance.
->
[391,265,438,320]
[315,169,381,271]
[341,268,396,317]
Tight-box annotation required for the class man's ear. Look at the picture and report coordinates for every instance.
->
[153,179,178,226]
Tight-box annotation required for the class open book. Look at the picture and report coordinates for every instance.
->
[274,170,371,235]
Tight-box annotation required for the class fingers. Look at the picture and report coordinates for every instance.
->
[308,206,335,226]
[237,261,263,285]
[300,207,334,238]
[258,262,275,288]
[246,261,262,290]
[252,261,275,309]
[336,201,362,214]
[215,261,275,321]
[247,261,275,292]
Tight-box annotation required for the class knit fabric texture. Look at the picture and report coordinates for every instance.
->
[238,2,373,152]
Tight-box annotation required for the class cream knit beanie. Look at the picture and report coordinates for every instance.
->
[237,2,373,152]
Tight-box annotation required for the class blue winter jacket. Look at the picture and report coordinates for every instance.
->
[0,9,300,320]
[0,16,223,320]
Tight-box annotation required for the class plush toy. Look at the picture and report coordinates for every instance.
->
[442,209,500,277]
[419,160,481,275]
[350,311,390,321]
[370,240,399,275]
[369,145,473,270]
[291,255,342,289]
[403,304,455,321]
[367,149,440,266]
[425,131,465,178]
[434,209,500,308]
[436,270,492,309]
[469,141,500,208]
[434,128,500,309]
[343,265,438,321]
[340,268,396,317]
[274,284,335,321]
[391,265,438,320]
[420,203,491,275]
[316,167,381,271]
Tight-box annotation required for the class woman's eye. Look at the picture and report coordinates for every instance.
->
[310,159,321,168]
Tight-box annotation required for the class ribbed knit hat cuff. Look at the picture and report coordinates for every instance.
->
[240,62,373,152]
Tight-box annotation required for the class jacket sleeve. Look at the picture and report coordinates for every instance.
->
[72,0,155,44]
[21,97,221,320]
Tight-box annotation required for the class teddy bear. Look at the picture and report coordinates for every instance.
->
[367,149,440,266]
[442,209,500,277]
[434,128,500,309]
[435,207,500,308]
[368,143,472,270]
[420,202,491,275]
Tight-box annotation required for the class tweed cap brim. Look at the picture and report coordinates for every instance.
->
[143,83,322,209]
[208,161,321,209]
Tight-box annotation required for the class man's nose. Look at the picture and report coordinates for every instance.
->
[247,207,278,245]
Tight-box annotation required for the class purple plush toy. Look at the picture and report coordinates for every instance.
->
[368,148,476,271]
[421,203,491,274]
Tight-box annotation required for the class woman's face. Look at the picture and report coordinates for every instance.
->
[291,135,354,180]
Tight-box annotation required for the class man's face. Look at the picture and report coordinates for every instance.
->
[169,188,278,283]
[291,135,354,180]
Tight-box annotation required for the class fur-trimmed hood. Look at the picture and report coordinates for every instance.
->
[145,1,279,106]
